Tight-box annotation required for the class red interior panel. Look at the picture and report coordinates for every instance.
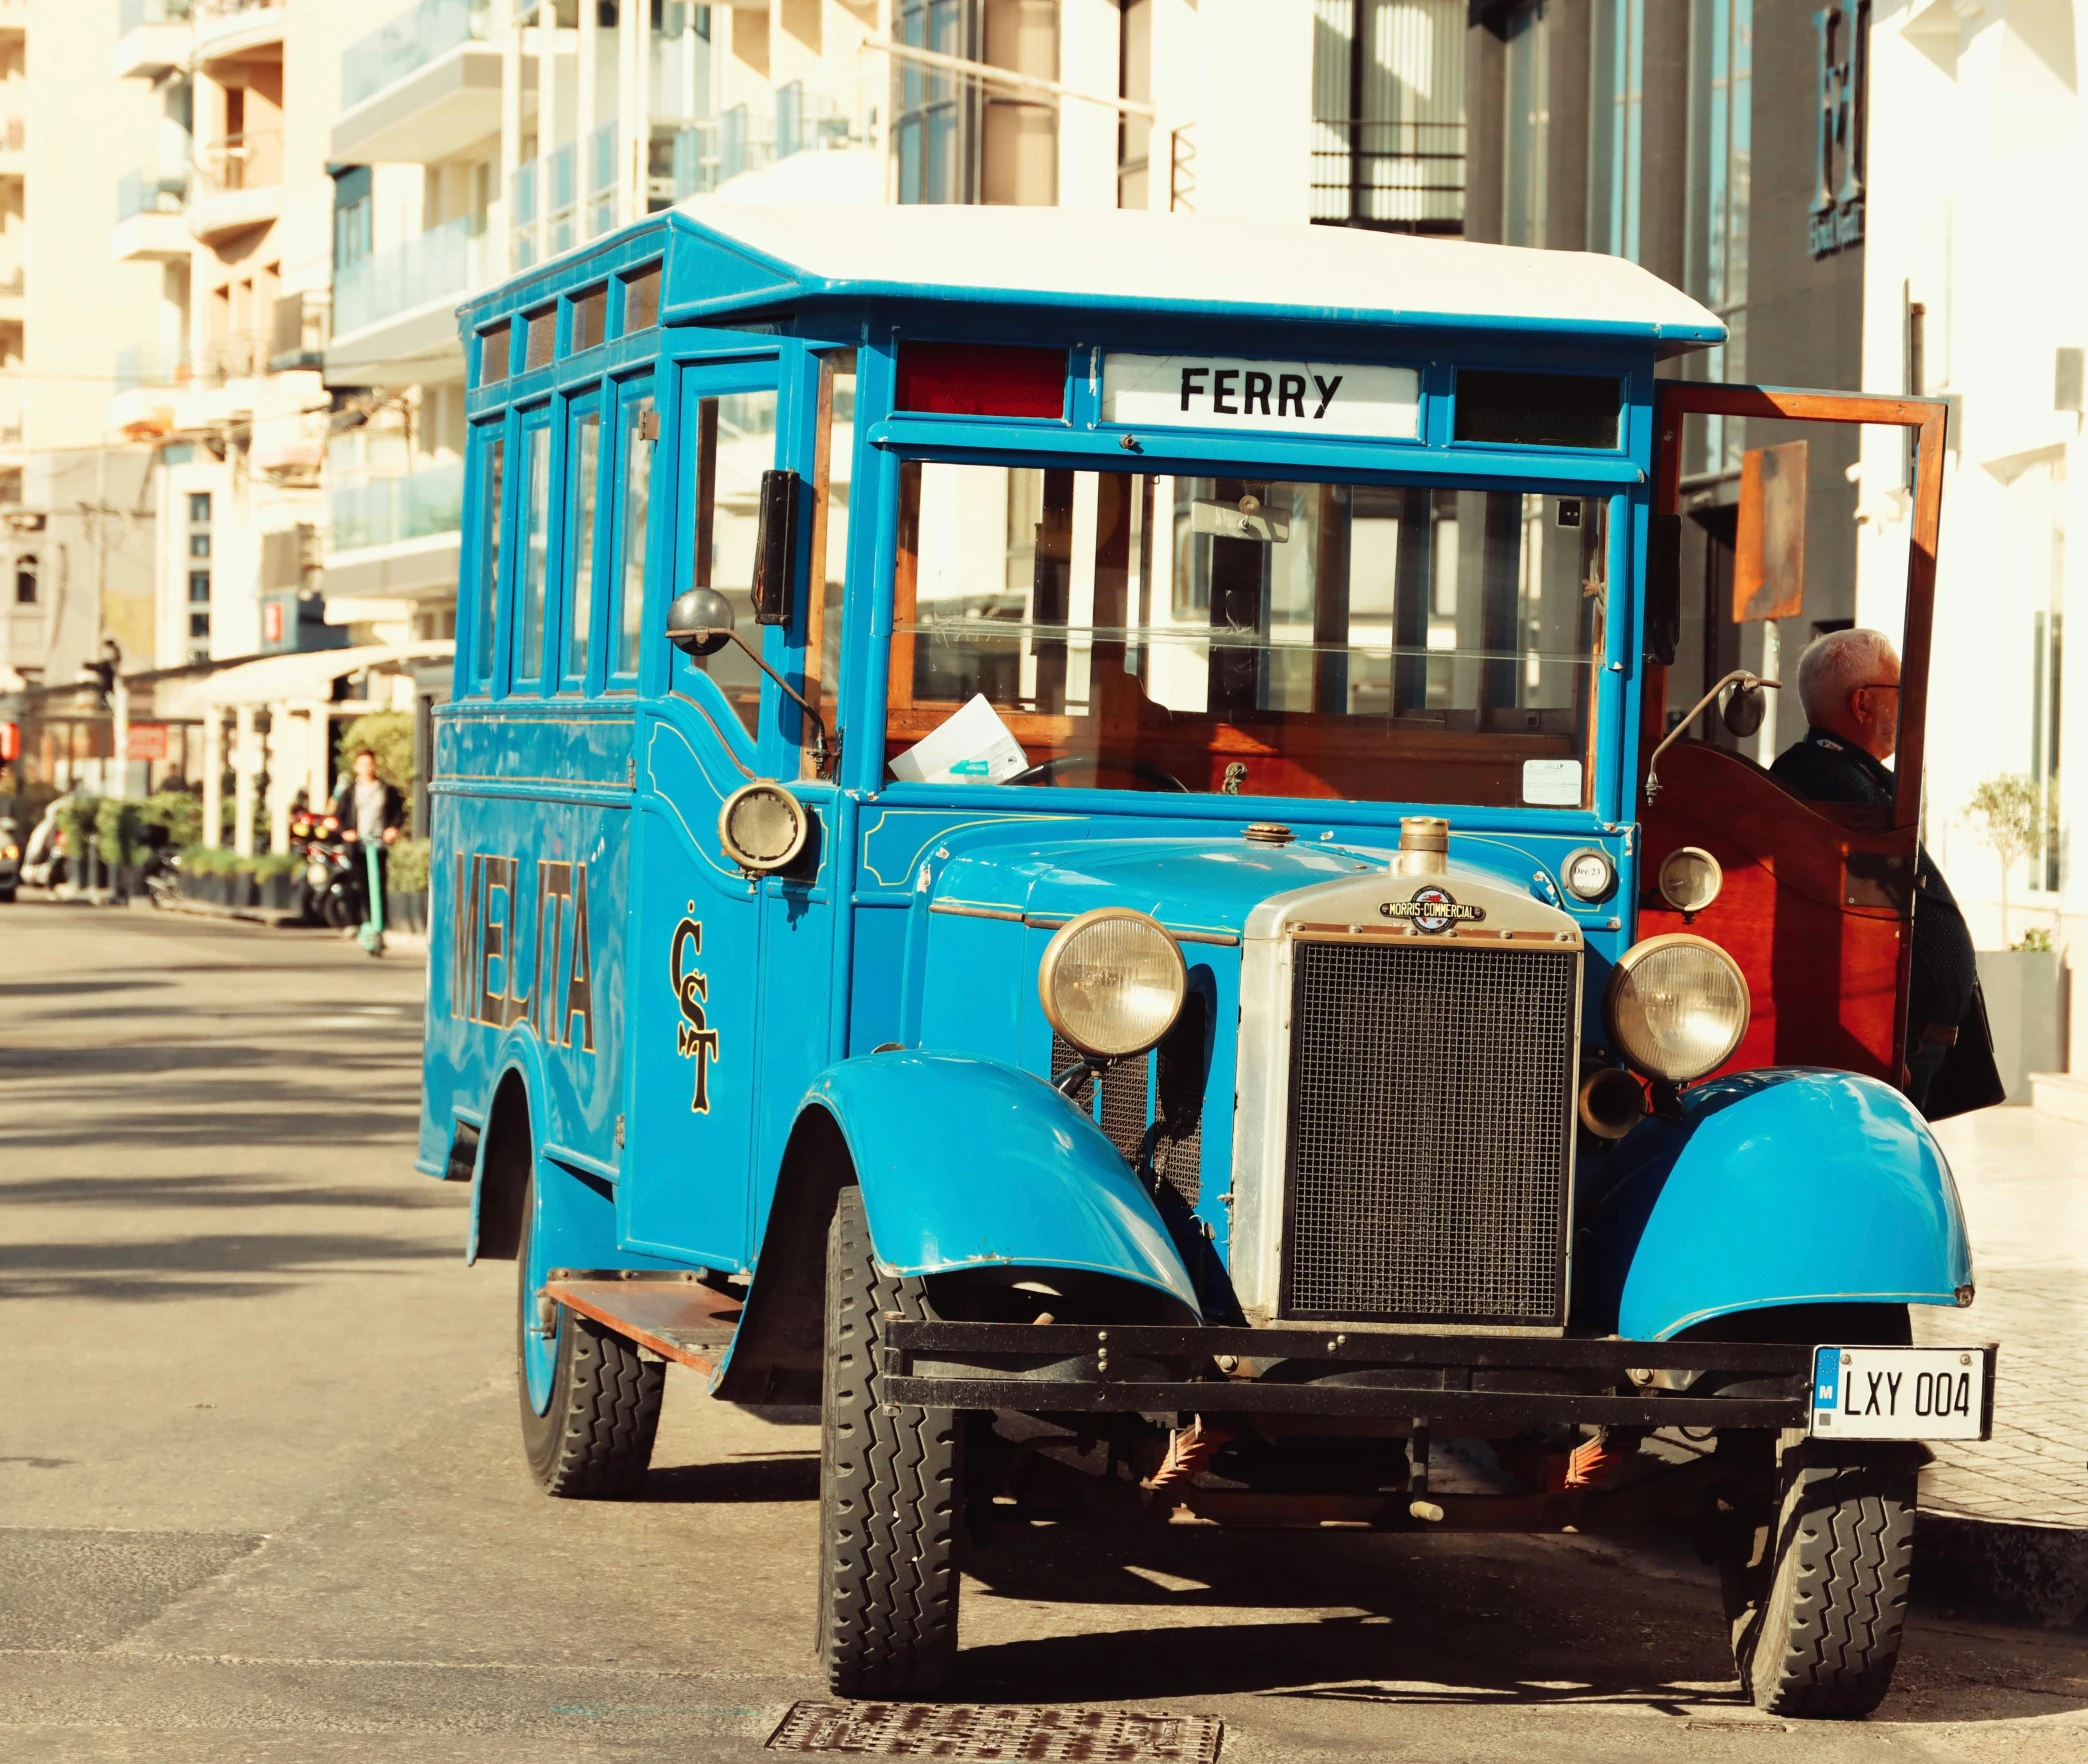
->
[894,343,1068,419]
[1638,741,1910,1083]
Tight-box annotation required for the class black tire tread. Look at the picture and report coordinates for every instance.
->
[515,1161,664,1500]
[1744,1455,1916,1718]
[525,1312,665,1498]
[819,1186,961,1698]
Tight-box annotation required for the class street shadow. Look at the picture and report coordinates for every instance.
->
[947,1522,2088,1723]
[0,1228,456,1302]
[0,1172,460,1211]
[0,978,177,998]
[645,1453,821,1504]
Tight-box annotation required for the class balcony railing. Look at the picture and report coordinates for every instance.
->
[1309,119,1465,234]
[118,0,192,30]
[341,0,490,113]
[330,459,465,554]
[115,343,191,392]
[198,331,268,384]
[193,0,280,21]
[117,167,188,219]
[194,128,283,196]
[333,212,486,337]
[0,117,23,154]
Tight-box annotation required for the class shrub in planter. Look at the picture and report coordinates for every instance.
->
[388,836,431,895]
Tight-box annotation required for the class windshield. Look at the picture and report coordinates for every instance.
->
[886,462,1608,809]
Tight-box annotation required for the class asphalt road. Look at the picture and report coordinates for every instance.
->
[3,902,2085,1762]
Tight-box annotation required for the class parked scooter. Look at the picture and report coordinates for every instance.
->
[303,828,368,931]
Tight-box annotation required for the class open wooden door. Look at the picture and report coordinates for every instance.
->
[1636,384,1987,1106]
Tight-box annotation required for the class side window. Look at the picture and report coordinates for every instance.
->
[611,389,656,681]
[469,427,505,693]
[803,350,856,775]
[690,388,779,738]
[513,416,553,689]
[565,403,602,687]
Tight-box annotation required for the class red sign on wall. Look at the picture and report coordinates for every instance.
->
[0,722,18,762]
[262,600,284,645]
[126,723,168,762]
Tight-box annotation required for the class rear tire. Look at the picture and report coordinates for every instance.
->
[1733,1447,1918,1717]
[515,1164,663,1497]
[817,1186,964,1698]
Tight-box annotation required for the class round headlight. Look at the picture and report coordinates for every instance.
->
[718,781,808,874]
[1038,908,1186,1059]
[306,861,330,888]
[1605,933,1750,1082]
[1658,845,1724,914]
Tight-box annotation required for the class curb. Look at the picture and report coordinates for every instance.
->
[149,895,430,954]
[1919,1511,2088,1626]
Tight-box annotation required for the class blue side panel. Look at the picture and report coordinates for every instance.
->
[847,903,912,1054]
[421,707,633,1188]
[805,1051,1201,1315]
[1580,1070,1974,1341]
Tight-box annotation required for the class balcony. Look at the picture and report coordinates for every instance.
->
[112,169,191,263]
[110,344,186,440]
[0,264,21,325]
[0,113,22,176]
[326,214,487,387]
[333,0,501,167]
[323,460,465,604]
[191,0,284,71]
[190,130,282,242]
[114,0,191,80]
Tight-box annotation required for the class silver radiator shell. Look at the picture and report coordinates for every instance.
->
[1229,862,1584,1331]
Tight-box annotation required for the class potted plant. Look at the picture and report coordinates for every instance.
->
[387,836,431,935]
[1963,773,2065,1098]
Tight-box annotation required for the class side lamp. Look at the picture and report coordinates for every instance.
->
[666,587,835,773]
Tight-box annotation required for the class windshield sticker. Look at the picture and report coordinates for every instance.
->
[670,916,721,1114]
[1100,354,1420,439]
[1522,758,1584,806]
[1380,886,1487,934]
[451,852,595,1051]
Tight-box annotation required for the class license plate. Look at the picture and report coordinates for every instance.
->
[1809,1345,1993,1441]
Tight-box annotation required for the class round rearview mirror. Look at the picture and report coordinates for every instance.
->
[1722,680,1766,738]
[667,587,736,657]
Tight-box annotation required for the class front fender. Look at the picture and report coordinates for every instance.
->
[1580,1069,1973,1340]
[806,1050,1202,1317]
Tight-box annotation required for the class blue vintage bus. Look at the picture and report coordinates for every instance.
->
[420,202,1993,1718]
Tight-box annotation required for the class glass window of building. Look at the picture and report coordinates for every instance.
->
[1310,0,1466,234]
[1687,0,1752,473]
[1589,0,1645,261]
[894,0,1059,206]
[1501,2,1549,248]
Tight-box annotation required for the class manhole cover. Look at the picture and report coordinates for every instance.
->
[766,1701,1224,1760]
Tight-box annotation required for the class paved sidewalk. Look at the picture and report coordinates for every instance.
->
[1917,1106,2088,1530]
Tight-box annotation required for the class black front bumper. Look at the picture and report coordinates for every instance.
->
[882,1319,1814,1430]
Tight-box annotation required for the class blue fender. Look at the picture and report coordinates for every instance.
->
[1581,1069,1973,1340]
[802,1050,1202,1317]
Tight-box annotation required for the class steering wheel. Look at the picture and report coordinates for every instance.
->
[1005,754,1192,793]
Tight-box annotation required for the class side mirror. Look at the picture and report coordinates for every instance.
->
[1723,680,1767,738]
[752,468,804,627]
[666,586,736,658]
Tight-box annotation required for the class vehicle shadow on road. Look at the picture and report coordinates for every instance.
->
[644,1453,820,1504]
[953,1521,2088,1724]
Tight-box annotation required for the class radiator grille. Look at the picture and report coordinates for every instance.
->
[1283,939,1577,1325]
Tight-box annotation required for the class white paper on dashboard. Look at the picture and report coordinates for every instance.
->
[888,693,1031,785]
[1522,758,1583,806]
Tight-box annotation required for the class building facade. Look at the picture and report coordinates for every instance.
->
[1858,0,2088,1066]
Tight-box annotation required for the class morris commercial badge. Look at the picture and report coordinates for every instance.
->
[1379,886,1486,935]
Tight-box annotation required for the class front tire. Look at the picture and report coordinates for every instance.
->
[817,1186,964,1698]
[1731,1446,1918,1717]
[515,1163,663,1497]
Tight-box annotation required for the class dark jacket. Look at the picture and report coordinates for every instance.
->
[330,775,405,841]
[1768,727,1976,1031]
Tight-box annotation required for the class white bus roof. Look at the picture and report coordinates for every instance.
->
[673,203,1726,355]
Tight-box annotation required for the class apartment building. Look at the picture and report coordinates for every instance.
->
[1855,1,2088,1070]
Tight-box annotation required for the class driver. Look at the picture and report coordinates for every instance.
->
[1770,628,1976,1110]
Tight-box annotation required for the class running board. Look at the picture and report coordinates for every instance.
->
[545,1271,742,1376]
